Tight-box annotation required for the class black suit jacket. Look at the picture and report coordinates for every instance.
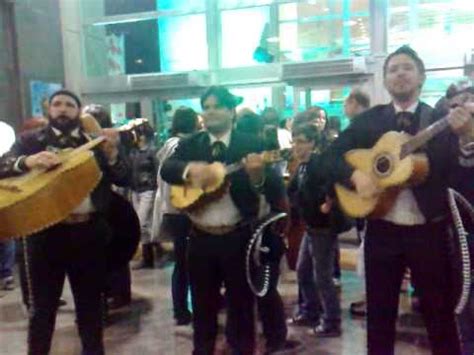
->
[161,130,287,221]
[325,102,473,221]
[0,126,130,214]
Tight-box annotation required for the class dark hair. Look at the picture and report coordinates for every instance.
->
[261,107,280,126]
[49,89,82,108]
[83,104,113,128]
[292,123,320,145]
[236,111,263,136]
[171,106,198,136]
[347,89,370,109]
[327,116,341,132]
[200,86,243,110]
[446,84,474,99]
[293,106,327,131]
[383,45,425,77]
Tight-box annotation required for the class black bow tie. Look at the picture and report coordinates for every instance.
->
[211,141,227,162]
[396,111,416,132]
[55,132,85,149]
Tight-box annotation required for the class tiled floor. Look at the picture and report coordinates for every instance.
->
[0,266,432,355]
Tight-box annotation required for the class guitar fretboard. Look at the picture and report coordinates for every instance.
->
[400,116,450,159]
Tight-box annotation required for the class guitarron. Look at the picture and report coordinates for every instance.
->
[0,138,104,240]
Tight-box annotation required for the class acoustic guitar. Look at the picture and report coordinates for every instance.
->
[170,149,290,212]
[0,118,148,240]
[335,113,455,218]
[0,138,104,240]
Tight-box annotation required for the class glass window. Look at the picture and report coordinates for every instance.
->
[421,69,468,107]
[157,0,205,12]
[218,0,272,10]
[278,1,369,62]
[280,1,342,21]
[388,0,474,67]
[232,87,272,113]
[159,14,208,72]
[82,0,156,18]
[221,7,270,68]
[279,20,345,61]
[83,19,160,77]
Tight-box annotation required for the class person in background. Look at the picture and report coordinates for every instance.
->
[436,85,474,355]
[0,121,16,294]
[293,106,347,288]
[235,107,298,354]
[152,106,199,325]
[129,123,160,269]
[287,124,343,337]
[261,107,292,177]
[83,104,113,129]
[83,104,137,311]
[343,89,372,317]
[344,89,371,120]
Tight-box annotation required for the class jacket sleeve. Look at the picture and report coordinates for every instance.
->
[95,148,130,187]
[0,132,39,179]
[323,114,371,185]
[160,138,190,185]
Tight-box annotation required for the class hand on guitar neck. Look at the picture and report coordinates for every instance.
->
[185,153,266,189]
[447,102,474,141]
[350,169,381,199]
[100,128,120,163]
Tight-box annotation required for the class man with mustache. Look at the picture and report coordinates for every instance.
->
[325,46,474,355]
[0,89,129,355]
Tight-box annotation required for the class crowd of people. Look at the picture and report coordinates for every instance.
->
[0,45,473,355]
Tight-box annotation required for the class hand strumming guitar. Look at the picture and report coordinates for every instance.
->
[350,169,380,199]
[24,151,61,170]
[185,162,226,190]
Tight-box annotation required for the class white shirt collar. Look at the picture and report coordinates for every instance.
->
[51,126,81,138]
[209,129,231,147]
[393,101,419,114]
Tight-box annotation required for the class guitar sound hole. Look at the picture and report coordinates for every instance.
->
[375,156,391,175]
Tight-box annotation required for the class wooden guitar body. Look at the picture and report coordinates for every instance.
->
[335,131,429,218]
[170,162,228,212]
[0,149,101,240]
[170,149,290,212]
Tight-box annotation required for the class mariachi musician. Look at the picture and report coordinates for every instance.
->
[0,89,129,355]
[161,86,287,354]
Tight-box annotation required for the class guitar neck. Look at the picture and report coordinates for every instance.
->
[223,148,290,175]
[400,116,450,159]
[61,136,106,162]
[225,162,244,175]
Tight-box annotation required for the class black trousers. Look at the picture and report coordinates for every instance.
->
[105,265,131,304]
[22,216,108,355]
[365,220,461,355]
[188,227,255,355]
[256,231,287,348]
[167,214,192,319]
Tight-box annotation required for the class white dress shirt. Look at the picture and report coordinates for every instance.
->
[187,130,270,229]
[383,101,426,226]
